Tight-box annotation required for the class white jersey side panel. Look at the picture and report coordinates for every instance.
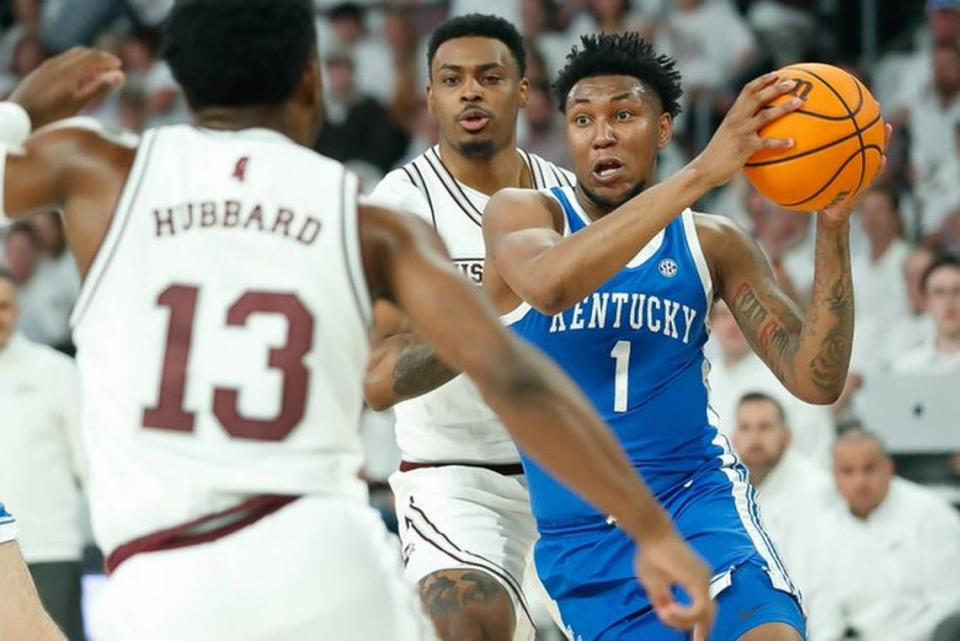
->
[368,146,575,463]
[73,126,371,555]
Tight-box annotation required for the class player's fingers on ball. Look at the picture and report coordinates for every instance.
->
[754,98,802,127]
[746,71,781,94]
[754,79,799,107]
[758,135,794,150]
[883,123,893,150]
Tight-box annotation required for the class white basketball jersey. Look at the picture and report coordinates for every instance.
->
[367,146,575,464]
[71,125,371,555]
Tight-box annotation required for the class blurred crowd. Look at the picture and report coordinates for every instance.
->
[1,0,959,640]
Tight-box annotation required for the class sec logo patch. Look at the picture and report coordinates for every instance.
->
[658,258,678,278]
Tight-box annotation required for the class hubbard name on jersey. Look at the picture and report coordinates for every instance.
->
[367,146,575,465]
[71,125,371,558]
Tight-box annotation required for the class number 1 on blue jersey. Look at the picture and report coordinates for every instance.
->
[610,340,631,412]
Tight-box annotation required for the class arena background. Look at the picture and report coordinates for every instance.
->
[0,1,957,640]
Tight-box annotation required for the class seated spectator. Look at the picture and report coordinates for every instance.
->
[0,271,85,640]
[910,39,960,190]
[656,0,758,152]
[806,429,960,641]
[3,219,77,352]
[850,185,912,371]
[325,2,395,105]
[0,33,46,98]
[520,0,575,79]
[118,26,185,127]
[116,85,149,134]
[895,252,960,374]
[0,0,42,75]
[922,120,960,237]
[752,200,814,302]
[731,392,837,595]
[878,247,936,367]
[708,301,835,467]
[314,51,409,175]
[746,0,816,68]
[565,0,652,40]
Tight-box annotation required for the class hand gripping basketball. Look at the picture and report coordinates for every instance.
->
[10,47,125,130]
[691,72,803,190]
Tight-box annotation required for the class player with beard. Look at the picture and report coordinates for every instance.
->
[0,14,714,640]
[482,33,890,640]
[365,14,575,641]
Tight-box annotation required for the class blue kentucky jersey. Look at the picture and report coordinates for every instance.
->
[506,186,730,527]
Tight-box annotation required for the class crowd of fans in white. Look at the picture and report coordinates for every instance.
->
[0,1,958,640]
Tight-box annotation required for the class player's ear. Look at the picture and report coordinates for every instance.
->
[518,76,530,109]
[657,111,673,151]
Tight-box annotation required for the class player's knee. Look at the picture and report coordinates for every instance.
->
[418,569,516,641]
[738,622,805,641]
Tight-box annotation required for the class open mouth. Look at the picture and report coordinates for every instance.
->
[458,108,492,133]
[591,157,625,183]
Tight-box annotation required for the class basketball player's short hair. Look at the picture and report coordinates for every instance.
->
[427,14,527,78]
[163,0,317,110]
[921,252,960,293]
[552,32,683,116]
[737,392,786,424]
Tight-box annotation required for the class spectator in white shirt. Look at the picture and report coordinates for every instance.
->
[896,252,960,374]
[731,392,837,595]
[324,2,394,106]
[911,39,960,189]
[806,429,960,641]
[0,271,85,640]
[28,212,80,352]
[850,186,912,373]
[3,221,76,351]
[708,301,835,466]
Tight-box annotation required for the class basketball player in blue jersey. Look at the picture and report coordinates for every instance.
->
[0,503,65,640]
[482,34,891,641]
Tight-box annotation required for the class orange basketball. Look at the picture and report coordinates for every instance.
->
[744,63,886,213]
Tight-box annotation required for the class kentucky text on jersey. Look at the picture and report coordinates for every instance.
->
[152,200,323,245]
[547,291,699,344]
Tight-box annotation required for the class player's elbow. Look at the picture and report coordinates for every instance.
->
[793,381,844,406]
[363,376,397,412]
[524,280,571,317]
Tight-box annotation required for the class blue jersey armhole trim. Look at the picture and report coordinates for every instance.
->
[550,186,586,234]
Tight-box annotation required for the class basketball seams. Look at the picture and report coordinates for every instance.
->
[780,136,885,207]
[787,66,868,199]
[782,66,866,118]
[745,112,882,168]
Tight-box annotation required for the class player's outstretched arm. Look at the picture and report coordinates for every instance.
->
[482,72,802,315]
[360,203,715,636]
[709,124,892,405]
[363,302,459,411]
[1,48,129,226]
[0,542,66,641]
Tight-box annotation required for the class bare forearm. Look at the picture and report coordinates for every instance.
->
[364,333,458,410]
[731,217,853,403]
[478,342,673,542]
[524,165,710,312]
[796,218,854,400]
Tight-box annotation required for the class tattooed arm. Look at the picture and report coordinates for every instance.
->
[701,212,854,404]
[364,301,459,411]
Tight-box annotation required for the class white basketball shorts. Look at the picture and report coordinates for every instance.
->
[93,495,436,641]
